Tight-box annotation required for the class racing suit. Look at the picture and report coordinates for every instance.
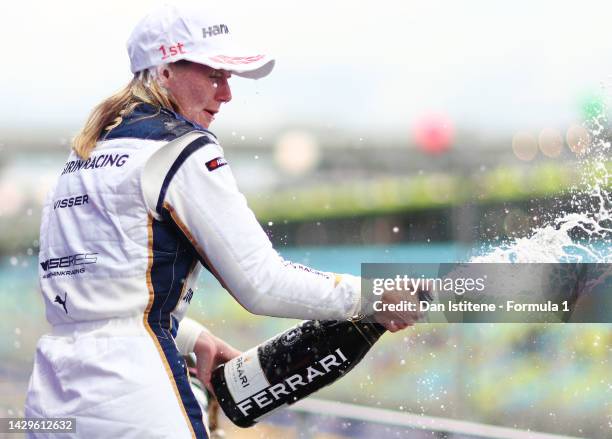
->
[25,103,361,438]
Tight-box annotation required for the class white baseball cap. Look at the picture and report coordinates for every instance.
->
[127,3,275,79]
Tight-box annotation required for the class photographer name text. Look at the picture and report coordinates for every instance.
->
[373,299,571,313]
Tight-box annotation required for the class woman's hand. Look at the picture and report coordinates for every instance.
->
[193,331,241,392]
[373,288,429,332]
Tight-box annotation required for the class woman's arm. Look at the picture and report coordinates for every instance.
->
[143,133,361,320]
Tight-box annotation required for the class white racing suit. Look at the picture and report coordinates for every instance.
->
[25,103,361,438]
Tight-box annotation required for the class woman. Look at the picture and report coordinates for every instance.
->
[25,3,415,438]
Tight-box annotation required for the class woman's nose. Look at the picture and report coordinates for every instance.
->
[216,78,232,103]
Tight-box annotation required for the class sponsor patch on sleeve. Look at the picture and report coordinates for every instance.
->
[205,157,228,172]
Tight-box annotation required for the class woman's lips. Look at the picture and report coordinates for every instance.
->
[204,109,217,122]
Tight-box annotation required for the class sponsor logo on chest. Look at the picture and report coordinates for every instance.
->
[40,252,98,278]
[61,153,129,175]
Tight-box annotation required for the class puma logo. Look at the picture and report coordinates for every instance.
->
[54,292,68,314]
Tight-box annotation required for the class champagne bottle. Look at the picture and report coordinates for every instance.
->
[210,319,385,428]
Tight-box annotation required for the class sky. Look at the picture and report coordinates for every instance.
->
[2,0,612,140]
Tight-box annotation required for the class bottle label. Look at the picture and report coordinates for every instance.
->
[224,346,270,403]
[234,348,350,418]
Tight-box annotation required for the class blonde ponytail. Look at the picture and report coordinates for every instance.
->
[72,69,177,159]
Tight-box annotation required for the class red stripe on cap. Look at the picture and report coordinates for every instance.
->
[208,54,265,65]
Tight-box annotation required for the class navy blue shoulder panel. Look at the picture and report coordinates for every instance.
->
[156,135,214,214]
[101,102,217,142]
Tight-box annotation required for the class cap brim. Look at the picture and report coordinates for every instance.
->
[181,53,275,79]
